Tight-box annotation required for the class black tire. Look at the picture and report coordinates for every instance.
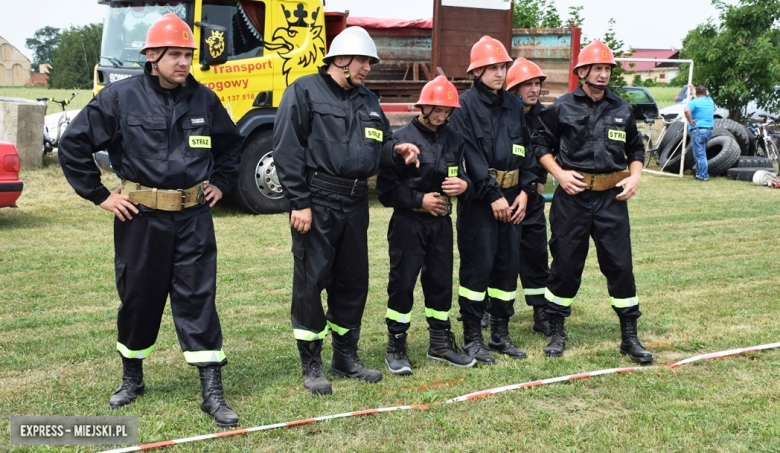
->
[731,156,774,169]
[713,118,750,155]
[657,120,685,153]
[231,131,290,214]
[710,127,734,141]
[688,135,740,176]
[726,167,768,181]
[657,121,691,172]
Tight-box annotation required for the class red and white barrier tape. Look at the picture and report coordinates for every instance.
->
[99,341,780,453]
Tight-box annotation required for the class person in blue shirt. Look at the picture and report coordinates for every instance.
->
[684,85,715,181]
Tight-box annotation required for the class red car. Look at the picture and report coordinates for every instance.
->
[0,141,23,208]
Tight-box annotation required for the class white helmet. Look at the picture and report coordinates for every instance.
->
[323,26,380,65]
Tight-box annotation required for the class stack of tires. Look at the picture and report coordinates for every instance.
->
[658,118,774,179]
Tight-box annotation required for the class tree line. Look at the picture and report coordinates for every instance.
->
[26,23,102,89]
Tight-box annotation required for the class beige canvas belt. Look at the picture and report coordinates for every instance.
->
[488,168,520,189]
[579,171,631,191]
[121,180,206,211]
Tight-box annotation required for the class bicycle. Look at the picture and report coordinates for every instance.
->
[747,116,779,172]
[36,92,78,154]
[643,114,672,168]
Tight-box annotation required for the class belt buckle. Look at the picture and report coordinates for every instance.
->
[350,179,360,197]
[177,189,186,208]
[443,195,452,216]
[197,185,205,204]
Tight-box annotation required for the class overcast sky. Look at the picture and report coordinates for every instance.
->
[2,0,736,61]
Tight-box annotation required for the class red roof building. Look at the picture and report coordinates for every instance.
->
[621,48,681,84]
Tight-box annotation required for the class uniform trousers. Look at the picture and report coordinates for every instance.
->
[290,201,369,340]
[518,190,550,307]
[457,201,521,322]
[545,186,641,319]
[114,206,226,366]
[386,210,453,334]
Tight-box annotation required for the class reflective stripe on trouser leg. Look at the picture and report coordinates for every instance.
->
[457,200,520,321]
[519,192,550,307]
[117,342,154,360]
[290,203,369,338]
[545,186,591,316]
[115,209,224,363]
[386,212,450,334]
[293,327,330,341]
[183,349,226,365]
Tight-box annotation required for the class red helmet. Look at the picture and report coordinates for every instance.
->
[573,40,616,74]
[506,57,547,91]
[141,13,196,53]
[467,36,513,73]
[415,75,461,108]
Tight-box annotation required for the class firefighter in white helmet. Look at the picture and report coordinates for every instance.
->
[274,26,420,394]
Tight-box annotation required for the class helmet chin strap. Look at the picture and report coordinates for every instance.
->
[582,66,608,91]
[341,56,356,87]
[420,106,432,122]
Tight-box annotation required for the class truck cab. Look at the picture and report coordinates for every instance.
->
[94,0,346,213]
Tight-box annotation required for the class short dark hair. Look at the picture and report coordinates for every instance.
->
[695,85,707,96]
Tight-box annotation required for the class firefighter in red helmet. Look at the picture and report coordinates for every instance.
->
[448,36,539,364]
[532,40,653,364]
[378,76,477,375]
[58,13,244,426]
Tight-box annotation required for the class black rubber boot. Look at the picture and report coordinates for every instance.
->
[544,312,566,358]
[532,305,550,336]
[619,317,654,364]
[199,366,239,428]
[488,317,527,359]
[427,328,477,368]
[462,317,495,364]
[108,357,145,409]
[386,332,413,376]
[296,340,333,395]
[330,330,383,383]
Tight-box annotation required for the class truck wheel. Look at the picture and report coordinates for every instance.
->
[232,131,290,214]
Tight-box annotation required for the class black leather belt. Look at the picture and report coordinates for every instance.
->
[690,127,712,131]
[308,171,368,197]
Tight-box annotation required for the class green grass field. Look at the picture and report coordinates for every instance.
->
[647,86,680,109]
[0,87,92,111]
[2,157,780,452]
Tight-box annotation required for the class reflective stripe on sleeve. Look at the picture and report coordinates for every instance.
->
[117,342,155,360]
[487,287,516,302]
[458,286,486,302]
[545,288,574,307]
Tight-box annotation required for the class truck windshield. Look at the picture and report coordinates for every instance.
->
[100,2,189,67]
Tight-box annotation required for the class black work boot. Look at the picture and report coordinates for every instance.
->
[427,328,477,367]
[108,357,145,409]
[488,317,527,359]
[532,305,550,336]
[330,330,383,383]
[386,332,413,376]
[296,340,333,395]
[544,312,566,358]
[199,365,239,428]
[619,317,654,364]
[480,310,489,330]
[462,317,495,364]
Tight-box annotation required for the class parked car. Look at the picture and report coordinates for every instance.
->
[620,86,660,121]
[661,87,730,121]
[0,141,23,208]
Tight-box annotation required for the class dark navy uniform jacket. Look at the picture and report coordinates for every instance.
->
[274,67,403,211]
[59,62,243,206]
[532,85,644,173]
[377,117,473,209]
[448,80,538,205]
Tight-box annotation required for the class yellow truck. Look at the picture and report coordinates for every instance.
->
[94,0,347,213]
